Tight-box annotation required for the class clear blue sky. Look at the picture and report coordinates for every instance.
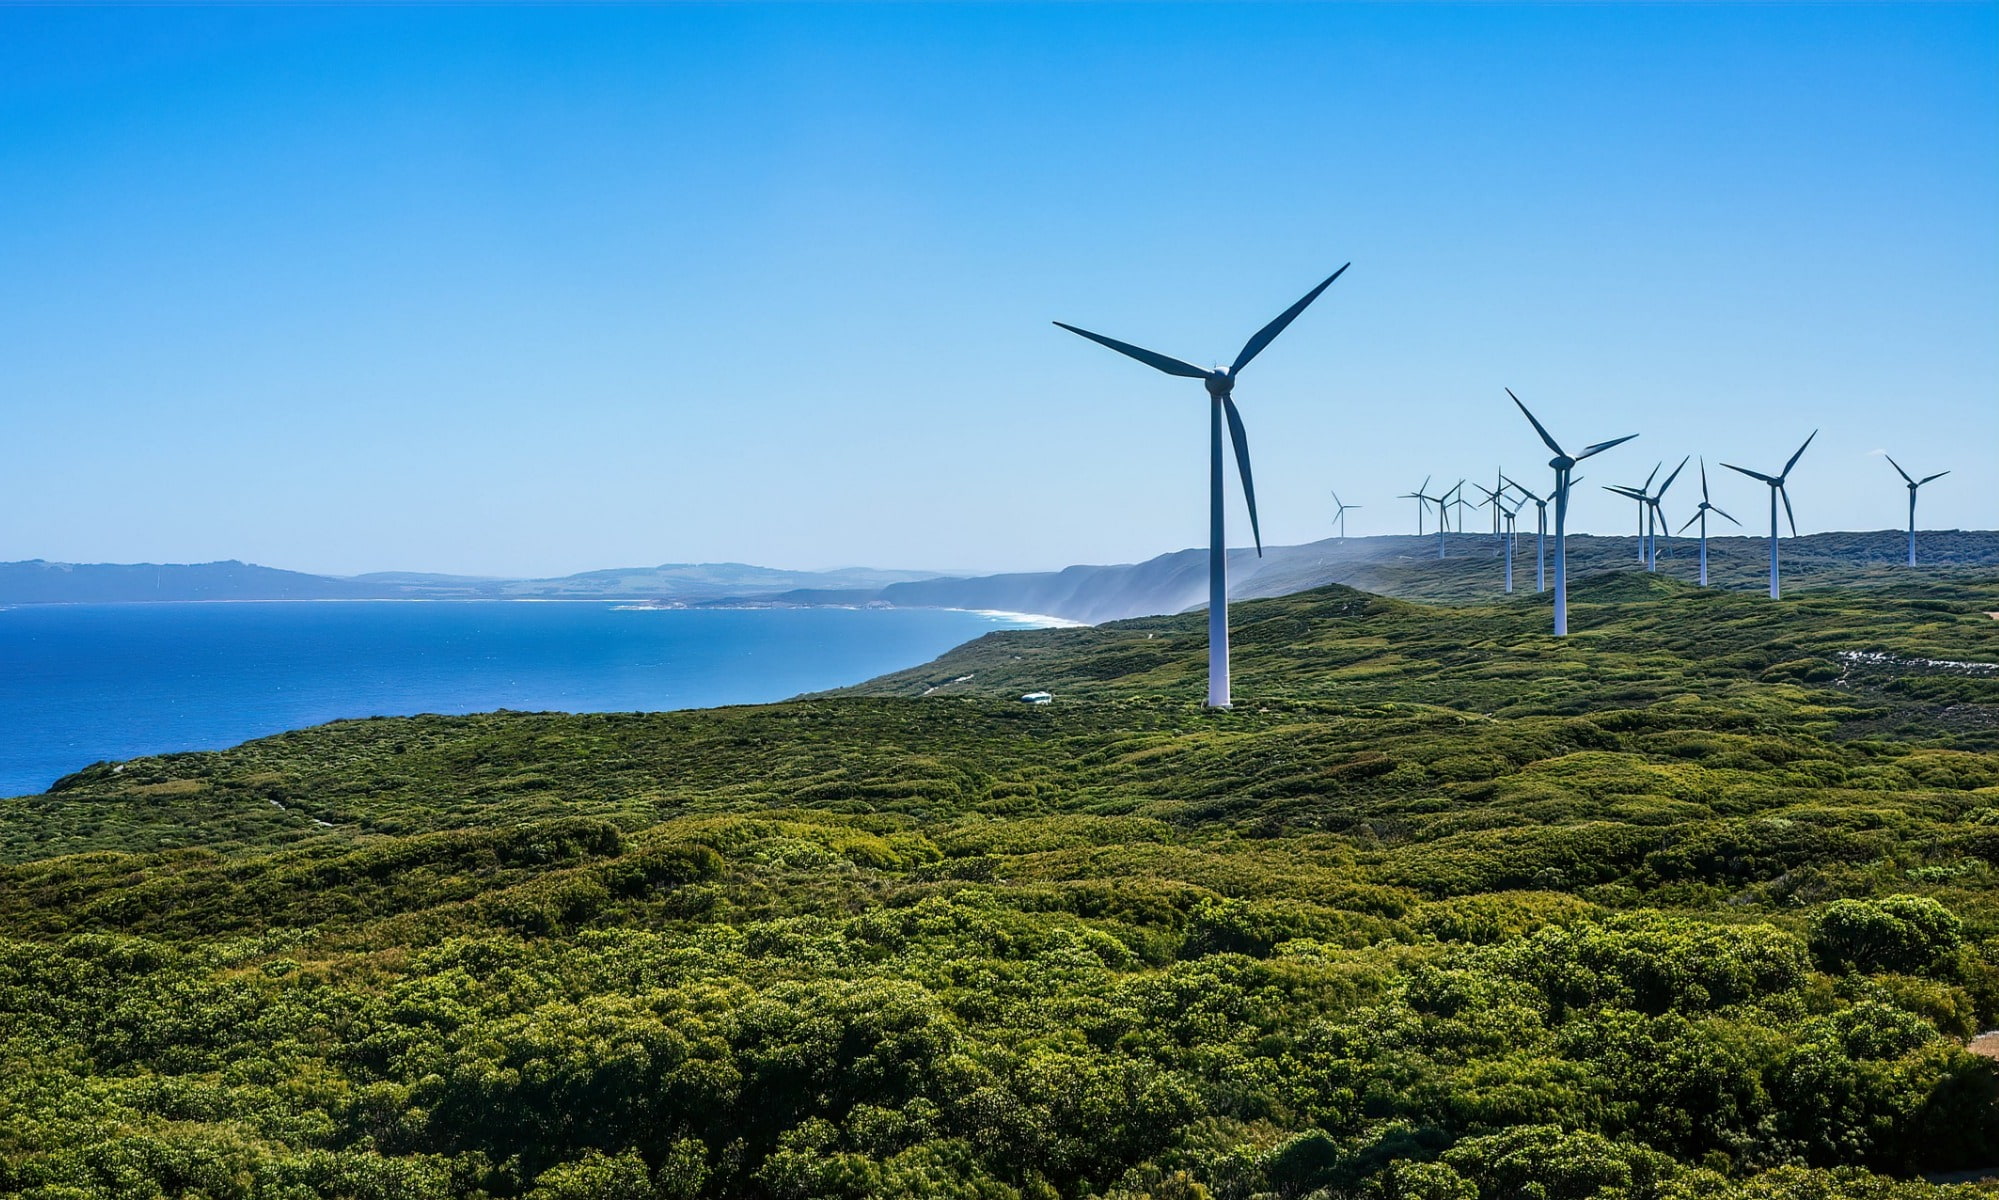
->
[1,3,1992,577]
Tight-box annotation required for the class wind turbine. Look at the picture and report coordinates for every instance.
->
[1723,430,1816,600]
[1401,476,1435,536]
[1475,484,1524,593]
[1508,389,1637,636]
[1608,458,1688,571]
[1497,492,1524,593]
[1675,458,1738,587]
[1885,456,1949,568]
[1447,480,1471,536]
[1437,480,1466,559]
[1331,490,1362,541]
[1644,457,1689,571]
[1503,473,1552,592]
[1606,463,1659,563]
[1472,480,1506,538]
[1056,264,1349,707]
[1605,480,1653,565]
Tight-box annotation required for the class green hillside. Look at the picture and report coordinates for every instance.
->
[4,574,1999,1198]
[1252,531,1999,609]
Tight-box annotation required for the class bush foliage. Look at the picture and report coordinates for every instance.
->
[2,574,1998,1197]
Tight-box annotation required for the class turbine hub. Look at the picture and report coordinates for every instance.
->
[1550,455,1574,471]
[1204,370,1233,398]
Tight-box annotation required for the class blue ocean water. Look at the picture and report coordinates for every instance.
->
[0,601,1047,798]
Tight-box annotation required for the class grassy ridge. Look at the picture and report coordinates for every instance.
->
[2,574,1998,1198]
[1275,530,1999,608]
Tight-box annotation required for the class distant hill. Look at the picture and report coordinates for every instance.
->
[10,531,1996,614]
[722,529,1999,624]
[0,559,386,604]
[489,562,955,601]
[0,559,954,605]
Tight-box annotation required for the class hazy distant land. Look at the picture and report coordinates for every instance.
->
[7,529,1997,624]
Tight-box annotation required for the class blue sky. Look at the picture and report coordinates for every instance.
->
[1,3,1992,577]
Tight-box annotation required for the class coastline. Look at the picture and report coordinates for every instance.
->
[0,603,1050,799]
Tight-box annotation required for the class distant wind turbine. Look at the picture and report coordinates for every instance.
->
[1331,490,1362,540]
[1476,484,1524,593]
[1675,458,1739,587]
[1056,264,1349,707]
[1401,476,1436,536]
[1606,478,1653,565]
[1611,463,1659,562]
[1723,430,1816,600]
[1608,458,1687,572]
[1885,456,1949,568]
[1446,480,1471,537]
[1508,389,1637,636]
[1644,457,1689,571]
[1502,473,1552,592]
[1436,480,1467,559]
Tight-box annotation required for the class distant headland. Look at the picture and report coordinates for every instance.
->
[5,529,1996,625]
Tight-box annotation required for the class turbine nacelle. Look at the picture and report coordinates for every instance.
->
[1204,371,1234,398]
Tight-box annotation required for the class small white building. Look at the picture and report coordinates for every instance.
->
[1019,691,1053,705]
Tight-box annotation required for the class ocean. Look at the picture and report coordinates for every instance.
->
[0,601,1051,798]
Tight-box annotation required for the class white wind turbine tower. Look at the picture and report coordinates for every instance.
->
[1676,459,1739,587]
[1056,264,1349,707]
[1608,457,1688,572]
[1607,463,1660,564]
[1502,473,1553,593]
[1330,490,1362,541]
[1445,480,1471,540]
[1885,456,1949,568]
[1400,476,1437,537]
[1643,457,1689,572]
[1723,430,1816,600]
[1508,389,1637,636]
[1476,484,1526,594]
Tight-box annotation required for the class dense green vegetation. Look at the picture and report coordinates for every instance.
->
[3,574,1998,1198]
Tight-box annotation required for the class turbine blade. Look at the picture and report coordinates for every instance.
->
[1658,455,1689,496]
[1782,429,1817,478]
[1712,505,1741,526]
[1885,454,1915,486]
[1677,512,1701,534]
[1507,389,1565,458]
[1642,462,1661,491]
[1576,433,1638,461]
[1721,463,1777,484]
[1780,486,1798,537]
[1231,263,1349,375]
[1920,470,1950,485]
[1223,396,1262,556]
[1699,458,1709,502]
[1053,322,1209,379]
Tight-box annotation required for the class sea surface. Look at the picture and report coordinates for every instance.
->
[0,601,1051,798]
